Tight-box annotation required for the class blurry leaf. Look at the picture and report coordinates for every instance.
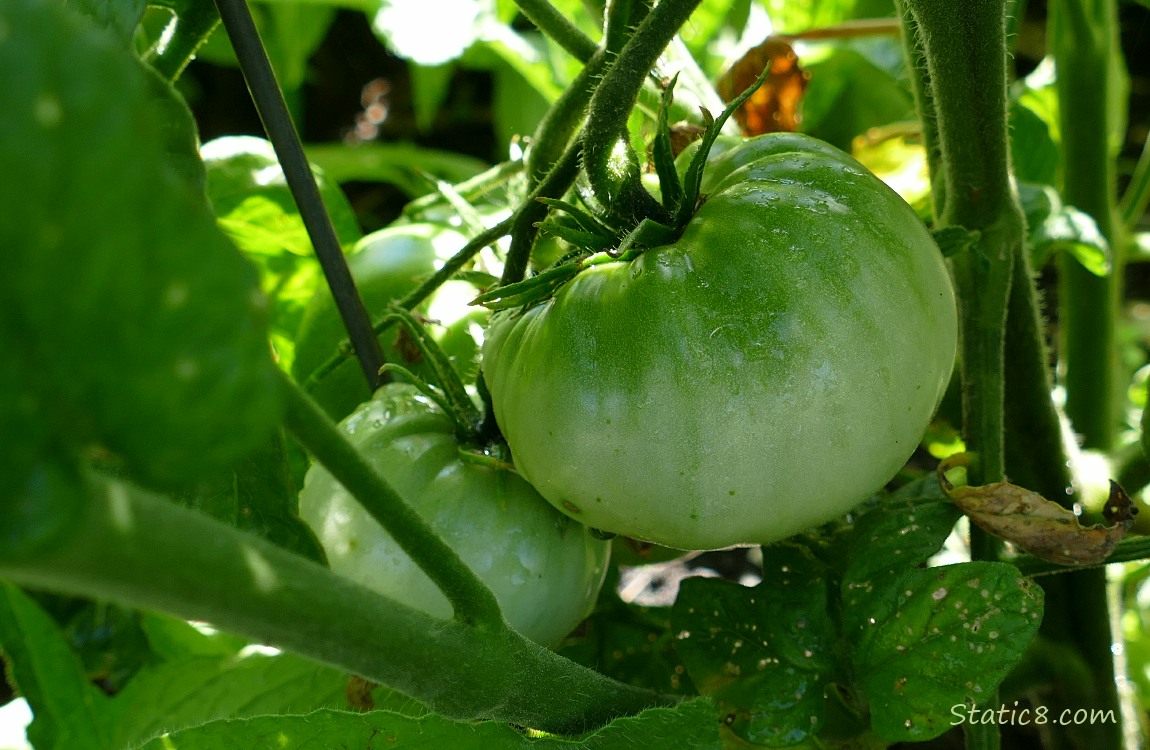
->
[1018,182,1111,275]
[174,431,327,563]
[673,545,839,747]
[678,0,752,76]
[938,453,1135,566]
[259,4,336,96]
[851,129,930,214]
[0,0,281,487]
[1009,100,1059,186]
[717,37,809,135]
[411,63,457,133]
[54,601,149,692]
[70,0,146,45]
[144,0,221,80]
[111,650,359,748]
[372,0,483,65]
[0,584,114,750]
[202,135,360,371]
[762,0,896,34]
[138,701,721,749]
[306,142,489,196]
[799,45,915,150]
[139,613,247,662]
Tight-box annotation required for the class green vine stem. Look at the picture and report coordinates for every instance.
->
[513,0,596,63]
[281,370,501,628]
[214,0,387,392]
[526,49,609,185]
[581,0,700,227]
[0,471,666,733]
[1051,0,1124,451]
[899,0,1019,529]
[898,3,1024,747]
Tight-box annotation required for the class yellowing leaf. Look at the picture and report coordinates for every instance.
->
[937,453,1136,566]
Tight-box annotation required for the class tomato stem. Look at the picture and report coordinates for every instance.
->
[1051,0,1125,452]
[513,0,597,63]
[581,0,700,227]
[0,470,668,733]
[214,0,388,393]
[281,370,504,629]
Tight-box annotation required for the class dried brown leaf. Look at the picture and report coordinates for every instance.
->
[717,37,809,136]
[937,453,1136,566]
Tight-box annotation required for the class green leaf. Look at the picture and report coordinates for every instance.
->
[800,44,915,151]
[0,584,115,750]
[672,546,839,747]
[558,593,694,696]
[931,226,981,258]
[762,0,895,34]
[144,0,221,80]
[138,613,248,662]
[411,62,457,133]
[110,651,363,748]
[173,431,327,563]
[0,0,282,487]
[846,562,1044,742]
[841,480,1043,743]
[842,477,961,586]
[70,0,146,45]
[202,135,361,371]
[1009,100,1059,186]
[1018,182,1111,275]
[137,701,721,749]
[305,142,489,197]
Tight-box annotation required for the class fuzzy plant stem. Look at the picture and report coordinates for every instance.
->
[0,472,669,733]
[581,0,701,227]
[897,2,1026,747]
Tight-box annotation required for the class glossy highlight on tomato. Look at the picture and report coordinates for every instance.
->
[298,383,611,647]
[482,133,958,550]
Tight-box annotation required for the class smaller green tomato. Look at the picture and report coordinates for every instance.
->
[292,223,485,420]
[298,384,611,648]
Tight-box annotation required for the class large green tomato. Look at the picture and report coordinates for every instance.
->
[293,223,485,420]
[298,383,611,648]
[482,133,957,550]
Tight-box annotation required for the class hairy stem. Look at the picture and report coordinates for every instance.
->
[0,472,666,733]
[281,370,503,628]
[582,0,700,226]
[513,0,597,62]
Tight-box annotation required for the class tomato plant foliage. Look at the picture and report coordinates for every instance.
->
[1,0,1148,747]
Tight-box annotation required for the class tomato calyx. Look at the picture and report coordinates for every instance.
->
[473,66,776,314]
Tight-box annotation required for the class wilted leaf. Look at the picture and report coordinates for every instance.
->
[717,37,809,136]
[938,453,1135,565]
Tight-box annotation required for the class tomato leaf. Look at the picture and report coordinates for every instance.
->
[558,591,695,697]
[672,546,839,748]
[110,651,395,749]
[0,584,115,750]
[0,0,282,487]
[135,700,721,749]
[144,0,221,80]
[173,431,327,564]
[70,0,145,45]
[1018,182,1111,275]
[842,479,1043,742]
[846,562,1044,742]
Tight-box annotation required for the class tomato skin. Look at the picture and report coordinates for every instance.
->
[298,384,611,648]
[292,223,484,420]
[482,133,957,551]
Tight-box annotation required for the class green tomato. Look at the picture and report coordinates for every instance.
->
[292,223,485,420]
[482,133,957,550]
[298,383,611,648]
